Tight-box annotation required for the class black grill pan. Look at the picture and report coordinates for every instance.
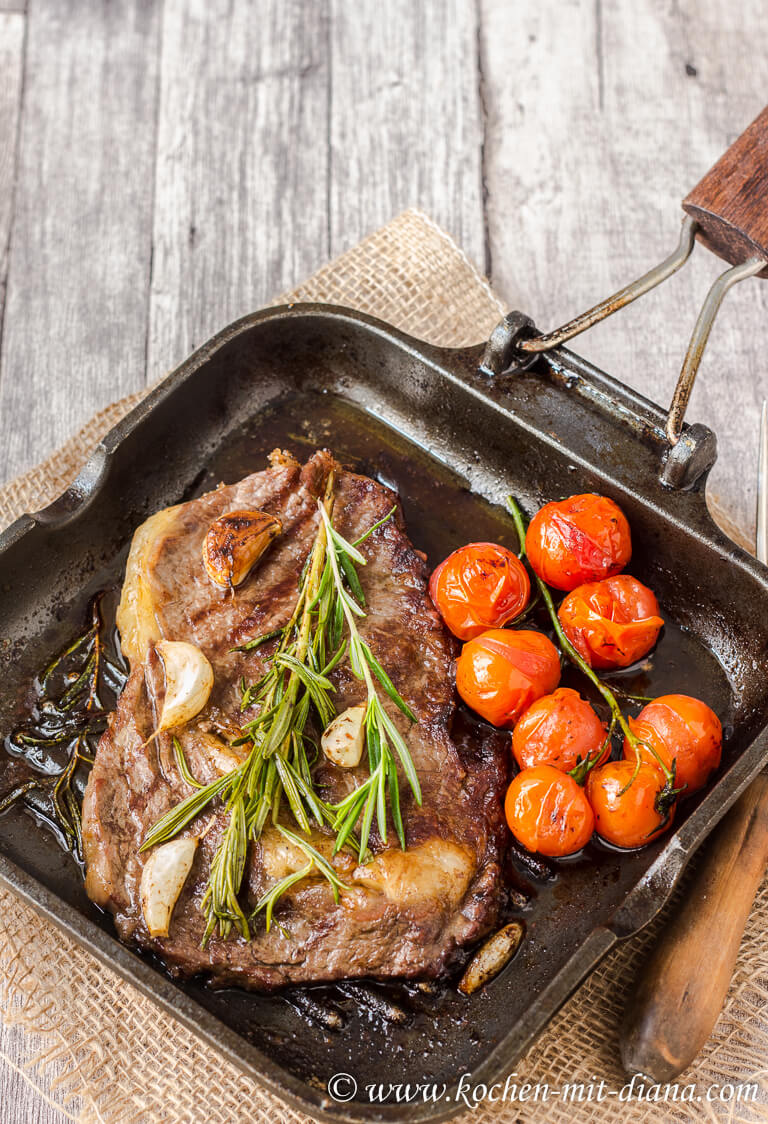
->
[0,303,767,1122]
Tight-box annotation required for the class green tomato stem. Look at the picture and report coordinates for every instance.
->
[505,496,675,787]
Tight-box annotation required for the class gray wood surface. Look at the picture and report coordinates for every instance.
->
[481,0,768,537]
[0,0,160,483]
[1,1,767,1119]
[148,0,332,378]
[327,0,485,263]
[0,12,23,339]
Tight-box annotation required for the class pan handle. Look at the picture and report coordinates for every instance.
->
[478,311,717,491]
[506,107,768,451]
[683,105,768,272]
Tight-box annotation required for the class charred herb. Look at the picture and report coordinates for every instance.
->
[1,597,127,865]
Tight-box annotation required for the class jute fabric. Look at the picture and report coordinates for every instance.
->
[0,210,764,1123]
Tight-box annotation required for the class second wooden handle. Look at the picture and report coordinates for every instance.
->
[620,773,768,1082]
[683,105,768,274]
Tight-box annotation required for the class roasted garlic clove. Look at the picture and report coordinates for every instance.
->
[321,705,366,768]
[156,641,214,731]
[140,836,198,938]
[198,732,248,776]
[202,509,282,588]
[458,922,524,995]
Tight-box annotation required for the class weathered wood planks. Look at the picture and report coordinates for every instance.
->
[0,0,161,484]
[0,11,23,342]
[480,0,768,537]
[146,0,333,380]
[147,0,487,382]
[327,0,486,267]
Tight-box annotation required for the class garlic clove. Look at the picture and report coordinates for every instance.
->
[203,509,282,588]
[198,732,248,777]
[156,641,214,731]
[321,705,367,768]
[458,922,524,995]
[140,836,198,938]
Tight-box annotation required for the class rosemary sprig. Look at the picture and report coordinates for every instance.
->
[143,479,421,944]
[1,596,125,866]
[317,502,420,856]
[251,826,350,932]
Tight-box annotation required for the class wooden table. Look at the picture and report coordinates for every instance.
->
[0,1,766,1118]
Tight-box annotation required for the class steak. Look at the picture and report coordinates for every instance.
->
[83,449,508,988]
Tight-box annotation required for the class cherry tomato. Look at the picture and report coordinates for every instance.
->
[429,542,530,641]
[558,574,664,669]
[623,694,722,794]
[525,493,632,591]
[586,760,674,848]
[512,687,609,773]
[456,629,561,728]
[505,765,595,856]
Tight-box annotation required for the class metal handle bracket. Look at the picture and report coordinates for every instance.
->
[486,213,764,476]
[479,310,718,491]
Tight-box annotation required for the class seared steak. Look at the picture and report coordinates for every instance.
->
[83,450,508,988]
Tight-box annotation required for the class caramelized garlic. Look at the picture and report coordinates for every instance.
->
[202,509,281,588]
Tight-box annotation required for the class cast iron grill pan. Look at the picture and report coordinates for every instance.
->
[0,305,767,1123]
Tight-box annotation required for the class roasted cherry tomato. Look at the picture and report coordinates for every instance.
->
[429,542,530,641]
[623,694,722,794]
[525,493,632,592]
[586,760,674,848]
[558,574,664,669]
[456,629,561,728]
[512,687,609,773]
[505,764,595,856]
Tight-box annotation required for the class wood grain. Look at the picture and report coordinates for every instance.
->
[0,12,24,353]
[480,0,768,540]
[0,0,161,484]
[621,776,768,1081]
[146,0,333,382]
[0,1024,75,1124]
[327,0,485,266]
[684,104,768,271]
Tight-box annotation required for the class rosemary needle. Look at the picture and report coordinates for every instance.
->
[143,480,421,944]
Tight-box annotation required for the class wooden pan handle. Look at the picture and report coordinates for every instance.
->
[620,774,768,1082]
[683,106,768,275]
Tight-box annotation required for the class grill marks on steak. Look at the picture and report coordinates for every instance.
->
[82,450,508,988]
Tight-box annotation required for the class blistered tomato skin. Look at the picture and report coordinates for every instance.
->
[429,542,530,641]
[525,494,632,592]
[505,765,595,857]
[623,694,722,794]
[586,760,674,848]
[455,629,561,728]
[558,574,664,669]
[512,687,608,773]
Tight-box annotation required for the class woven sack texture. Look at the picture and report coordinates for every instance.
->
[0,210,765,1124]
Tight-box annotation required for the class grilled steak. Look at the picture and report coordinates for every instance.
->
[83,450,508,988]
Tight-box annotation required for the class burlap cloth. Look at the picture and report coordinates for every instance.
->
[0,211,766,1123]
